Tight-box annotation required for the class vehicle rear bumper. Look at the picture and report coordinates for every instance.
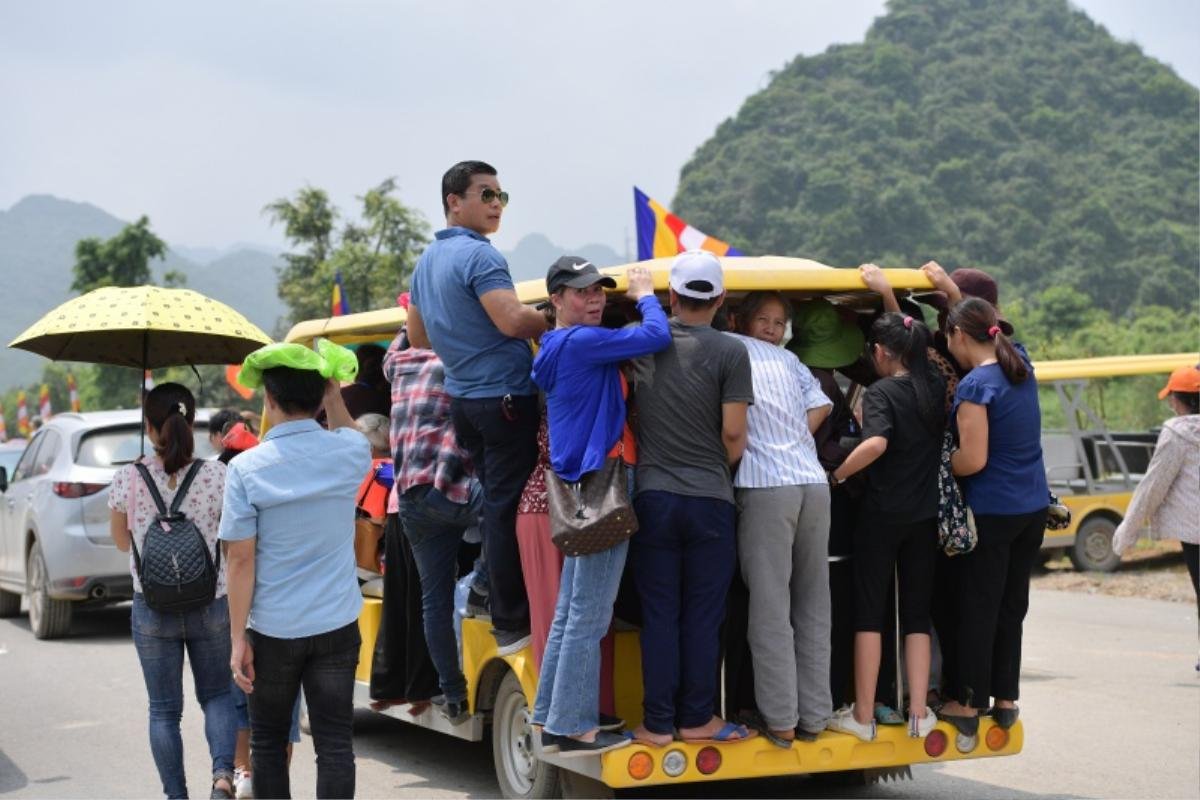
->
[49,573,133,601]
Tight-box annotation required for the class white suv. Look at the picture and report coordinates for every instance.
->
[0,410,214,638]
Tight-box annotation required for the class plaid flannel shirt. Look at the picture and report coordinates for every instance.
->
[384,333,473,503]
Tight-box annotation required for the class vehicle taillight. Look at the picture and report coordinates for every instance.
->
[695,746,721,775]
[53,482,107,498]
[661,749,687,777]
[626,751,654,781]
[985,725,1009,751]
[924,728,948,757]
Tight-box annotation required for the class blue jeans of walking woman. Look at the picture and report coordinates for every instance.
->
[131,593,236,799]
[532,539,629,736]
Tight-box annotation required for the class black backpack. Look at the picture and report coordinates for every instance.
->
[130,461,220,614]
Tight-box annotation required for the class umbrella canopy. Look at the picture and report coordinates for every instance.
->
[8,286,273,368]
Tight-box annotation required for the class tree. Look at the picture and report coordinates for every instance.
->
[266,179,429,324]
[71,215,167,292]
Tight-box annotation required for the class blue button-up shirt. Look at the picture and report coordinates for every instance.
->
[408,226,535,398]
[218,419,370,639]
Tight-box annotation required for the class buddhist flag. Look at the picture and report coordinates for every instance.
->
[633,187,744,261]
[67,373,81,412]
[0,403,8,442]
[16,391,30,437]
[38,384,52,420]
[225,364,255,400]
[332,271,350,317]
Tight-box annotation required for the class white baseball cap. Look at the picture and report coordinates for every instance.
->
[669,250,724,300]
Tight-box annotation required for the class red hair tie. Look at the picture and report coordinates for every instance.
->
[902,315,914,329]
[987,325,1001,338]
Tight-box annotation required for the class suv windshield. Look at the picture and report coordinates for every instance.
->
[76,425,215,468]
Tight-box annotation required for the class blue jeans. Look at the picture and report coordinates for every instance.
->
[400,482,483,704]
[246,622,360,800]
[632,491,737,734]
[231,680,302,742]
[532,539,629,736]
[131,593,236,799]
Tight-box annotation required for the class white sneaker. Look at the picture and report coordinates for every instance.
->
[908,706,937,738]
[828,705,876,742]
[234,769,253,799]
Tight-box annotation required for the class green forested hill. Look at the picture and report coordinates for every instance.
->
[674,0,1199,317]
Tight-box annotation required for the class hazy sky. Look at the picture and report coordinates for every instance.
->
[2,0,1197,257]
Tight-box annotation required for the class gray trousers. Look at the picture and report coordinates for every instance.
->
[736,484,833,732]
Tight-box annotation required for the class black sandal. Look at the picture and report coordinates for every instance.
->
[987,706,1019,729]
[938,711,979,738]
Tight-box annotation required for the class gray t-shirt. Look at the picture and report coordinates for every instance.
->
[631,319,754,503]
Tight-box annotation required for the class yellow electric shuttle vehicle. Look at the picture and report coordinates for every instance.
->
[283,257,1027,798]
[1031,352,1199,572]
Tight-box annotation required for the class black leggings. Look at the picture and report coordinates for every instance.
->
[853,517,937,635]
[1182,542,1199,612]
[953,509,1047,709]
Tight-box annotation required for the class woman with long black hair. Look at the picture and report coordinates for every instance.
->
[827,312,945,742]
[937,297,1049,736]
[109,383,236,799]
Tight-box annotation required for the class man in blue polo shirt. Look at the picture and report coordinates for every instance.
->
[406,160,548,654]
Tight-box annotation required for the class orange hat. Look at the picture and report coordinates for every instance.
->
[1158,364,1200,399]
[221,422,260,452]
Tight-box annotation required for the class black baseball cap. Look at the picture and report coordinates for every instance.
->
[545,256,617,295]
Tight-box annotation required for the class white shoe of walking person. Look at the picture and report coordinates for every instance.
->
[828,705,876,742]
[908,706,938,738]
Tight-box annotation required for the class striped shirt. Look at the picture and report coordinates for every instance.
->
[727,333,832,489]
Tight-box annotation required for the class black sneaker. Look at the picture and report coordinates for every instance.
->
[493,628,531,656]
[465,588,490,619]
[558,730,631,758]
[431,695,471,725]
[598,713,624,732]
[539,730,562,754]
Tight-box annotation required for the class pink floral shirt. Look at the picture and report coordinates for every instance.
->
[108,456,227,596]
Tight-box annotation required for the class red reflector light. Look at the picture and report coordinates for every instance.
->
[985,725,1009,751]
[53,482,108,498]
[695,746,721,775]
[924,729,948,757]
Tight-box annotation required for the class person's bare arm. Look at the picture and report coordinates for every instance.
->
[225,538,257,693]
[322,378,356,431]
[807,405,832,434]
[109,510,131,552]
[406,304,430,350]
[951,401,988,476]
[480,288,550,340]
[722,402,749,466]
[860,263,900,313]
[832,435,888,482]
[921,261,962,305]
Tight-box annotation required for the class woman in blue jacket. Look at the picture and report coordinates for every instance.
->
[530,257,670,756]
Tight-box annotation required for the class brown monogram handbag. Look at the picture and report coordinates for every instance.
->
[545,457,638,557]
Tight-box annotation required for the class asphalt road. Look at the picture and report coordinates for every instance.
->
[1,588,1196,799]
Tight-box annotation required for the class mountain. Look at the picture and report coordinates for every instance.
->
[0,195,288,389]
[674,0,1199,316]
[502,233,626,283]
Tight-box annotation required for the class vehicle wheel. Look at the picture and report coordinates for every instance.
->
[491,670,560,800]
[27,540,73,639]
[0,588,21,617]
[1069,516,1121,573]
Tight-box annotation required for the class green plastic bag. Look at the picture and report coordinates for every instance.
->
[236,338,359,389]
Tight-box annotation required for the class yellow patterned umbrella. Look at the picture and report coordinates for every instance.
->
[8,285,273,368]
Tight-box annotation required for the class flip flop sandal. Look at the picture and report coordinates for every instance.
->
[679,722,758,744]
[736,710,794,749]
[873,704,905,725]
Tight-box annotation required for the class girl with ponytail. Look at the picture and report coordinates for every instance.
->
[108,382,236,798]
[937,297,1049,738]
[828,312,945,742]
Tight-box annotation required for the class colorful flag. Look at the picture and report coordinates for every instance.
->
[67,373,81,412]
[331,271,350,317]
[144,370,155,391]
[16,391,30,436]
[633,187,745,261]
[225,364,255,401]
[38,384,52,420]
[0,403,7,442]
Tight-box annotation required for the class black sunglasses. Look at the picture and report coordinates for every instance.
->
[464,187,510,207]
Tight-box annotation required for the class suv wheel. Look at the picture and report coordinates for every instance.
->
[0,587,20,617]
[27,540,73,639]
